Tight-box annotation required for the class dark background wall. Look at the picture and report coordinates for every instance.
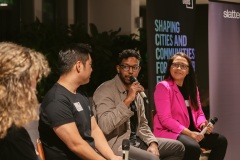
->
[0,2,210,117]
[194,5,209,118]
[0,0,21,41]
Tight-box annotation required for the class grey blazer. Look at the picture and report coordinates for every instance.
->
[93,75,158,154]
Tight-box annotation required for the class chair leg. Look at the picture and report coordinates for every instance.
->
[36,138,45,160]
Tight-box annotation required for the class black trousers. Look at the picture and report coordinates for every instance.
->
[177,132,228,160]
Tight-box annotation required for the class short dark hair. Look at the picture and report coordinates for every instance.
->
[117,49,141,65]
[58,43,92,74]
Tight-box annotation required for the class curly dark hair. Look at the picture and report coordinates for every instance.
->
[117,49,141,65]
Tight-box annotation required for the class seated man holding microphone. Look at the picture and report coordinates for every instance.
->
[93,49,185,160]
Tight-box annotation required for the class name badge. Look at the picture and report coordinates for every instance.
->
[74,102,83,112]
[185,100,190,107]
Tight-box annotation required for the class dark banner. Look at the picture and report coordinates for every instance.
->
[146,0,196,114]
[209,1,240,159]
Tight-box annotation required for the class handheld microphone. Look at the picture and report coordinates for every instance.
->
[200,117,218,134]
[129,76,149,104]
[122,139,130,160]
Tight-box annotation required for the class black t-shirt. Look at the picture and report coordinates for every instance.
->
[129,102,138,146]
[0,126,38,160]
[177,85,196,131]
[38,83,95,160]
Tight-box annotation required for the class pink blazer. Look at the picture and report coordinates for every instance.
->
[153,79,206,139]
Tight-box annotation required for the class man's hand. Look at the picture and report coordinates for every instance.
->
[147,142,160,157]
[124,81,144,107]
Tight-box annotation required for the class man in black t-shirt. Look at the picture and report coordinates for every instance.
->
[38,44,122,160]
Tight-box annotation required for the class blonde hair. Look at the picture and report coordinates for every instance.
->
[0,42,50,138]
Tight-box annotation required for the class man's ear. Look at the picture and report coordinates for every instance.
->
[76,61,82,73]
[116,65,120,74]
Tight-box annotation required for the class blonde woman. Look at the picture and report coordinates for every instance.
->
[0,42,50,160]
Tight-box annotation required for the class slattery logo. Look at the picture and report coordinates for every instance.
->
[223,9,240,19]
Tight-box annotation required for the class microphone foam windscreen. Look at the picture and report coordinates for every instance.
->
[130,76,137,83]
[211,117,218,124]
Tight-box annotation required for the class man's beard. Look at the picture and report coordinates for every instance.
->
[118,73,131,86]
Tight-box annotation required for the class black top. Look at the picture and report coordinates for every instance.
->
[39,83,95,160]
[0,126,38,160]
[177,85,196,131]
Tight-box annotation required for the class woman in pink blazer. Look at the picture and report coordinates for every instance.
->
[153,52,227,160]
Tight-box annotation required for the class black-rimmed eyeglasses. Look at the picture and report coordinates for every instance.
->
[171,63,189,70]
[119,64,140,71]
